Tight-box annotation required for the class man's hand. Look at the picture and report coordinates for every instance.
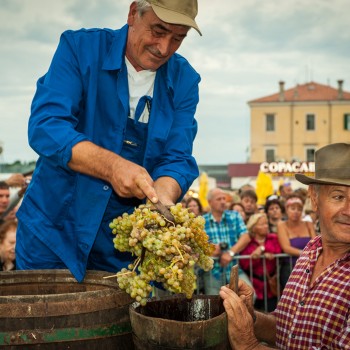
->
[5,173,25,188]
[236,279,255,317]
[220,251,233,266]
[220,285,260,350]
[110,157,157,201]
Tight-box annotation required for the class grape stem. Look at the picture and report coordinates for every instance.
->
[174,243,184,262]
[133,255,142,271]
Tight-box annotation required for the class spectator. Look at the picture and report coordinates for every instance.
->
[185,196,203,217]
[278,182,293,212]
[0,220,17,271]
[240,189,258,223]
[202,188,252,294]
[277,194,316,289]
[16,0,203,283]
[240,213,282,312]
[264,198,283,233]
[0,182,10,224]
[0,175,29,223]
[219,142,350,349]
[230,202,247,222]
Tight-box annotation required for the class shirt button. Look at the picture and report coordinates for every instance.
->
[103,185,109,191]
[299,301,305,306]
[291,334,296,339]
[306,269,310,273]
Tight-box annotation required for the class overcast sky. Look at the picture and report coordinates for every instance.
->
[1,0,350,165]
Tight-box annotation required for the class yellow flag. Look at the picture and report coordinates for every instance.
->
[256,171,274,206]
[198,172,209,210]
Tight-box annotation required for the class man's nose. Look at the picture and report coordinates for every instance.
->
[157,37,171,57]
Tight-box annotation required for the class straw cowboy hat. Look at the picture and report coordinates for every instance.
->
[295,143,350,186]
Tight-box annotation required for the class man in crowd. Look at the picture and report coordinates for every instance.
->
[220,143,350,349]
[16,0,202,282]
[203,188,252,294]
[0,182,10,224]
[240,189,258,223]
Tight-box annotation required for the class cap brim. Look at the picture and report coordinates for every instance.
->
[295,173,350,186]
[151,4,202,36]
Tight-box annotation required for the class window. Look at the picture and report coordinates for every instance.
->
[266,149,275,162]
[266,114,275,131]
[306,114,315,130]
[306,148,315,162]
[344,114,350,130]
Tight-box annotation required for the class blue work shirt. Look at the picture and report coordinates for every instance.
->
[16,25,200,282]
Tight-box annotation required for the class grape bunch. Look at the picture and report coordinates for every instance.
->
[110,203,214,305]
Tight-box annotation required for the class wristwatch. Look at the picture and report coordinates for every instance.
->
[228,250,235,258]
[260,246,266,253]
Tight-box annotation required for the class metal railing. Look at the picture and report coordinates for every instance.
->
[196,253,293,312]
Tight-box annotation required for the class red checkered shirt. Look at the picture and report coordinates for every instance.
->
[273,235,350,349]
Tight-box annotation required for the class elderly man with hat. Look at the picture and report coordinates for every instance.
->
[16,0,202,283]
[219,143,350,349]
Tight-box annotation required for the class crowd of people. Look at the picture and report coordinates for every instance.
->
[0,173,28,271]
[183,178,319,309]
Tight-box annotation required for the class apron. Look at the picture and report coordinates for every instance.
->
[87,97,151,273]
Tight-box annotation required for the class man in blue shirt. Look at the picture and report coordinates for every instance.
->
[16,0,202,282]
[203,188,253,294]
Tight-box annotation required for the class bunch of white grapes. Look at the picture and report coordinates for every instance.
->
[110,203,214,305]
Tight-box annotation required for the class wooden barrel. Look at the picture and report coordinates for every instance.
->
[0,269,134,349]
[130,295,229,349]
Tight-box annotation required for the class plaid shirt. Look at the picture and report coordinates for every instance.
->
[273,235,350,349]
[203,210,247,282]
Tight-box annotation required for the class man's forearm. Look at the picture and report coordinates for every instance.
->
[68,140,119,183]
[231,233,251,254]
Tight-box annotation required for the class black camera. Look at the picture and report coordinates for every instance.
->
[219,242,228,251]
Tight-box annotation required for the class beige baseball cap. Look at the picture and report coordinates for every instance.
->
[149,0,202,36]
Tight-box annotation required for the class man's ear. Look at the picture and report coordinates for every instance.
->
[308,186,318,213]
[127,2,138,26]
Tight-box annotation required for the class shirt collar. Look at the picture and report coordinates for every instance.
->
[308,235,350,263]
[102,25,128,71]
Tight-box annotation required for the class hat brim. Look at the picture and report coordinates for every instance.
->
[295,174,350,186]
[151,4,202,36]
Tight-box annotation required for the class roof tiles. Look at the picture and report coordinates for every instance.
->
[249,81,350,103]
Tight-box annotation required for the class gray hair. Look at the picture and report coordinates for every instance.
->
[207,188,224,201]
[136,0,151,16]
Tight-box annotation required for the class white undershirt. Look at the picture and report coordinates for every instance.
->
[125,56,156,123]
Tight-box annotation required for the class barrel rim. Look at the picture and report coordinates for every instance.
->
[129,296,228,325]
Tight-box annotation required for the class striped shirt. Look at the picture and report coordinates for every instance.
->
[203,210,247,281]
[273,235,350,349]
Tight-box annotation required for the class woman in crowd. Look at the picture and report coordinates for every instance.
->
[265,198,284,233]
[240,213,282,312]
[185,197,203,217]
[277,194,316,289]
[230,202,247,223]
[0,220,17,271]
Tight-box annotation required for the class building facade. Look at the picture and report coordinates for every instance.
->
[248,80,350,163]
